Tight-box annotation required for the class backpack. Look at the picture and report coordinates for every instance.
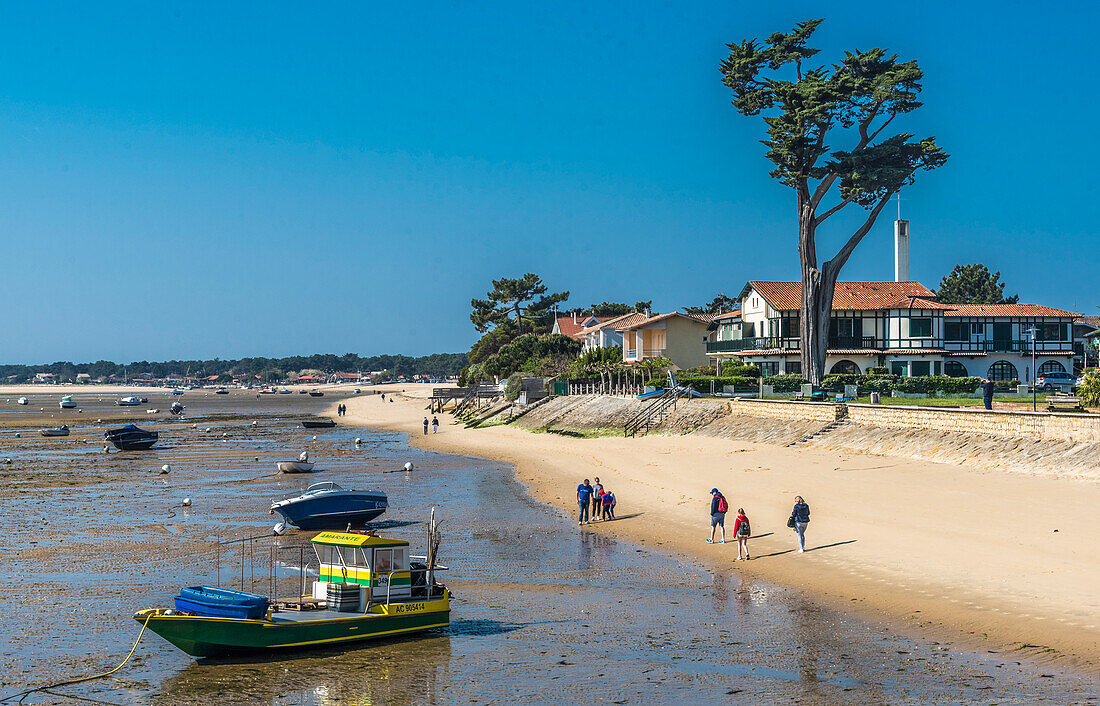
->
[737,518,750,537]
[716,495,728,514]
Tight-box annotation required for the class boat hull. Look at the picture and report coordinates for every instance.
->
[273,491,387,529]
[40,428,70,437]
[135,595,449,657]
[104,426,159,450]
[277,461,315,473]
[301,420,336,429]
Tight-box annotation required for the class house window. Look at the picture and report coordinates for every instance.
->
[971,323,984,335]
[1038,360,1066,375]
[911,361,931,377]
[910,318,932,338]
[781,318,799,338]
[891,361,909,377]
[743,322,755,338]
[987,360,1018,382]
[757,362,779,377]
[829,360,860,374]
[1037,323,1066,341]
[944,360,968,378]
[785,361,802,374]
[944,322,969,341]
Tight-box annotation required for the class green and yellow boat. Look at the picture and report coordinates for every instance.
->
[135,520,450,658]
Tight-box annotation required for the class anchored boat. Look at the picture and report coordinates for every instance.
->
[271,482,387,530]
[135,514,449,657]
[104,424,159,450]
[59,396,77,409]
[116,396,143,406]
[40,425,70,437]
[301,419,336,429]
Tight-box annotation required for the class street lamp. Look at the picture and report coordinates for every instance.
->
[1025,327,1038,412]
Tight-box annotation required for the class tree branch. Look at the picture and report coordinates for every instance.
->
[866,111,898,144]
[826,190,895,274]
[814,193,856,226]
[809,174,836,211]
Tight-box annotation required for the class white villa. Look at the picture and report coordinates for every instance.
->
[706,281,1080,382]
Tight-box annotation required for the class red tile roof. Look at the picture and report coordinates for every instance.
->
[744,281,935,311]
[555,315,609,339]
[584,312,648,333]
[616,311,713,331]
[942,303,1079,317]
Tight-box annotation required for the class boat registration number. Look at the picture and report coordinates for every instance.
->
[393,602,427,614]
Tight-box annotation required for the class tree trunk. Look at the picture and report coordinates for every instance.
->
[797,197,838,386]
[514,303,523,335]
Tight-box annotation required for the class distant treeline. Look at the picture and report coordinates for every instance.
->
[0,352,468,382]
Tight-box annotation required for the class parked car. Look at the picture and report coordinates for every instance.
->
[1036,371,1076,391]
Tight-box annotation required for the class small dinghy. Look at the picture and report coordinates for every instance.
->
[173,586,270,620]
[271,482,388,530]
[277,451,316,473]
[104,424,159,450]
[59,395,77,409]
[40,425,70,437]
[215,388,229,395]
[170,402,185,415]
[116,396,142,406]
[301,419,336,429]
[17,397,28,405]
[308,390,324,397]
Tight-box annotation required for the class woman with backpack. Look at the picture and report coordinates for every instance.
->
[733,508,751,560]
[789,495,810,553]
[707,488,728,544]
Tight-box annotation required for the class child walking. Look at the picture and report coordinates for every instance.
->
[733,508,751,560]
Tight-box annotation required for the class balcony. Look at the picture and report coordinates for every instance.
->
[624,347,666,360]
[944,340,1075,353]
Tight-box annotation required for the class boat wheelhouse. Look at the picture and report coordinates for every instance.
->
[135,516,448,658]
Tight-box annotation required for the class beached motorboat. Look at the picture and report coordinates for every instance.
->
[40,425,69,437]
[301,419,337,429]
[59,396,77,409]
[17,397,28,405]
[174,587,270,620]
[215,388,229,395]
[270,482,387,530]
[116,396,143,406]
[298,389,308,394]
[170,402,185,415]
[104,424,159,450]
[171,388,186,395]
[308,390,325,397]
[135,516,449,657]
[278,389,292,394]
[277,460,316,473]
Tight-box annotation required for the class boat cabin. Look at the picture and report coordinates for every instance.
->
[310,531,412,608]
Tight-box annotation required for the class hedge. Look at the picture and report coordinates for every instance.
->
[764,374,808,392]
[819,373,982,395]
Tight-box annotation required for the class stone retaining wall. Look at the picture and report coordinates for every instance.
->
[728,398,841,423]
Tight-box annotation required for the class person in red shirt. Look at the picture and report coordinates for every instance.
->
[733,508,751,561]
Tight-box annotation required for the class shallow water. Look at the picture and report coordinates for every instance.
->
[0,394,1096,704]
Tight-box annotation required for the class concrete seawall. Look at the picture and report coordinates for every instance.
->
[514,395,1100,479]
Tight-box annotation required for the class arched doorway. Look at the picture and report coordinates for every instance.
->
[1038,360,1066,376]
[829,360,860,375]
[944,360,968,378]
[987,360,1018,382]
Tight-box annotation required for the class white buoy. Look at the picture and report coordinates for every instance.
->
[354,437,362,444]
[14,433,20,438]
[403,461,413,472]
[205,427,211,433]
[192,424,197,429]
[298,451,309,462]
[312,435,317,441]
[272,522,286,536]
[161,464,171,473]
[222,432,228,437]
[103,445,110,453]
[251,421,257,426]
[182,498,192,507]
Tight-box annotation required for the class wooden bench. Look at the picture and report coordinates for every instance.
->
[1047,396,1083,413]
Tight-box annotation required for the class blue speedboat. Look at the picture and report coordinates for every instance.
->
[104,424,158,450]
[173,586,269,619]
[271,482,387,530]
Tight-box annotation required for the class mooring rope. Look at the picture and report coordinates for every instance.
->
[0,613,152,703]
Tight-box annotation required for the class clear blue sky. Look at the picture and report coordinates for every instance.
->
[2,1,1096,364]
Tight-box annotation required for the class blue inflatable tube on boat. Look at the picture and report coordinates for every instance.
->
[173,586,270,619]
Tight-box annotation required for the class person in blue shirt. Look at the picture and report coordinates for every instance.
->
[790,496,811,553]
[577,479,593,525]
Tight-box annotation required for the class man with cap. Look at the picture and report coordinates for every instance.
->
[707,488,728,544]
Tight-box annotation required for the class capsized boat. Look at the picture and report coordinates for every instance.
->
[40,425,70,437]
[135,514,449,657]
[59,396,77,409]
[116,396,143,406]
[104,424,159,450]
[174,587,269,619]
[271,482,387,530]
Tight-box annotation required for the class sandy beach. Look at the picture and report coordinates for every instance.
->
[335,384,1100,671]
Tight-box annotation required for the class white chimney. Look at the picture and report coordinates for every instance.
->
[894,219,910,282]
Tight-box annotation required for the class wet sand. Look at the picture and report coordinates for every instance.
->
[1,389,1097,703]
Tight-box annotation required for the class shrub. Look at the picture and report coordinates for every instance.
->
[504,373,523,401]
[764,374,807,392]
[867,366,890,375]
[1080,370,1100,406]
[821,374,862,389]
[720,361,760,378]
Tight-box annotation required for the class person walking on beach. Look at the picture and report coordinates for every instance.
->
[381,393,385,402]
[707,488,728,544]
[980,377,995,411]
[577,479,594,525]
[422,417,429,435]
[789,496,810,553]
[733,508,751,561]
[592,477,604,521]
[602,489,615,519]
[432,416,439,433]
